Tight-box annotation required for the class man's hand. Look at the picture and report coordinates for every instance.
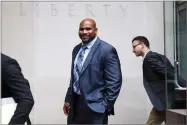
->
[63,102,71,116]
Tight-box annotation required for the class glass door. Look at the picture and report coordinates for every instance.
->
[174,1,187,109]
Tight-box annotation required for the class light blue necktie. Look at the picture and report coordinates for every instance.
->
[73,46,87,94]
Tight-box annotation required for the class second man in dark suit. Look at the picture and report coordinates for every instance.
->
[132,36,186,125]
[63,18,122,124]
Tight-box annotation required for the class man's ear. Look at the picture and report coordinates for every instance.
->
[141,43,144,49]
[95,28,98,33]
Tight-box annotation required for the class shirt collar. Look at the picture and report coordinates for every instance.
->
[82,36,97,49]
[143,50,150,61]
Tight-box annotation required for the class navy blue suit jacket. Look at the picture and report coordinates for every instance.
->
[65,38,122,115]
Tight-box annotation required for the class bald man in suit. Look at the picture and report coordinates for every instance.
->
[63,18,122,124]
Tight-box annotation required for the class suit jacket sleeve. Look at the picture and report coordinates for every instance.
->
[147,54,175,80]
[3,59,34,124]
[104,47,122,111]
[65,47,76,103]
[147,54,187,87]
[65,78,73,103]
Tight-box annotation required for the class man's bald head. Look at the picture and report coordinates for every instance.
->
[80,18,97,28]
[78,18,98,44]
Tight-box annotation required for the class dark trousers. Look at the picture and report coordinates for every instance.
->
[67,93,108,124]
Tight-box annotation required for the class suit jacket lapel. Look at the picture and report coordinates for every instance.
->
[71,44,82,80]
[79,38,101,76]
[72,44,82,62]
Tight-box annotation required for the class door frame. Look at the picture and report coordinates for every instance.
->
[176,2,187,76]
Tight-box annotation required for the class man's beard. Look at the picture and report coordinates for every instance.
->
[82,36,95,44]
